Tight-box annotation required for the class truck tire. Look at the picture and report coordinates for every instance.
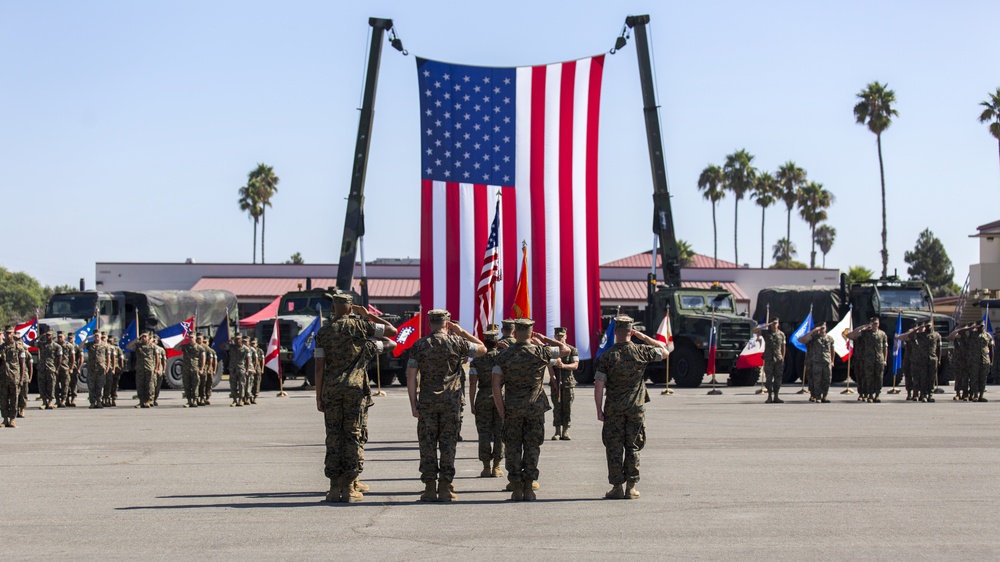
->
[671,345,705,388]
[165,356,185,389]
[212,363,223,389]
[574,360,595,385]
[728,367,760,386]
[645,362,667,385]
[77,365,89,392]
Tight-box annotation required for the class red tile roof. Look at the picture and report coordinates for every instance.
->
[602,250,738,269]
[190,278,421,299]
[599,280,748,302]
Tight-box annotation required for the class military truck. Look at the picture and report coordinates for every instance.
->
[754,275,955,386]
[254,287,407,389]
[40,290,238,391]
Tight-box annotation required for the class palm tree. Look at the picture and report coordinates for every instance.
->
[753,171,779,269]
[238,184,263,263]
[723,149,756,266]
[697,164,726,267]
[246,164,280,264]
[814,224,837,268]
[854,82,898,278]
[798,182,835,268]
[775,161,806,265]
[772,238,796,266]
[979,87,1000,178]
[676,239,695,267]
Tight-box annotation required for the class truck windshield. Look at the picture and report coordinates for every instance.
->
[879,289,927,310]
[279,297,331,316]
[678,294,735,312]
[46,294,101,319]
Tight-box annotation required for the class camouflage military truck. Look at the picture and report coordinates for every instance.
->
[40,290,238,391]
[754,275,955,386]
[253,287,406,388]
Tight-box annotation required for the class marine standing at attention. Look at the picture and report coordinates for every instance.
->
[549,326,579,441]
[798,325,834,403]
[469,330,503,478]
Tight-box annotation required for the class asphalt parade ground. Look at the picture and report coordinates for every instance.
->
[2,379,999,561]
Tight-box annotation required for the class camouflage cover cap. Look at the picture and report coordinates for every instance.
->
[483,330,499,341]
[332,293,353,304]
[513,318,535,329]
[56,331,64,336]
[428,309,451,322]
[554,326,567,336]
[614,315,634,329]
[501,319,515,329]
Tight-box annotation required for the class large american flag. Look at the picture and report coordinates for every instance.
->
[417,55,604,359]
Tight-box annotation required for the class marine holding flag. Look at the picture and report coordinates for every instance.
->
[752,319,785,403]
[314,293,398,504]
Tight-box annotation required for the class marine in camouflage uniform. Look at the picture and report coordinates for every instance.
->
[900,323,939,402]
[497,319,515,349]
[68,337,84,407]
[968,323,992,402]
[180,335,204,408]
[251,337,264,403]
[492,318,568,501]
[594,315,667,500]
[406,309,486,502]
[315,294,397,503]
[946,324,971,401]
[17,340,32,418]
[799,325,834,403]
[86,332,110,408]
[753,320,785,403]
[1,327,27,427]
[153,337,165,406]
[36,331,63,409]
[469,330,503,477]
[228,334,251,406]
[200,337,216,405]
[56,332,75,407]
[549,326,579,440]
[129,331,158,408]
[849,318,887,403]
[104,338,123,407]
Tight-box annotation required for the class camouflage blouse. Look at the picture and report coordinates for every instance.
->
[914,331,941,363]
[552,345,579,388]
[37,339,62,373]
[315,314,380,393]
[0,342,25,383]
[86,341,109,371]
[594,341,662,415]
[60,341,76,372]
[493,343,556,414]
[179,341,203,369]
[469,349,501,393]
[133,341,158,374]
[407,332,472,405]
[972,331,993,364]
[805,334,834,366]
[857,329,887,364]
[760,329,785,364]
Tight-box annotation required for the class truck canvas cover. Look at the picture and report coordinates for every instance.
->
[123,290,237,331]
[753,286,842,326]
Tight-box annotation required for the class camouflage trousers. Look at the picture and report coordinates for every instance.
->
[88,370,106,406]
[474,393,504,463]
[602,409,645,485]
[502,410,545,484]
[103,370,121,402]
[417,400,461,483]
[183,367,201,402]
[867,360,885,394]
[38,369,56,402]
[0,379,17,419]
[252,369,262,397]
[360,395,373,446]
[970,361,990,395]
[199,371,213,401]
[18,379,28,412]
[68,370,79,400]
[807,362,831,398]
[55,369,70,405]
[153,372,162,402]
[918,362,938,396]
[764,360,783,393]
[136,370,154,405]
[243,371,256,400]
[953,358,969,395]
[551,386,573,428]
[323,389,366,481]
[229,372,246,403]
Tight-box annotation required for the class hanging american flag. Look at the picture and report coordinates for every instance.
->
[417,55,605,359]
[473,199,502,338]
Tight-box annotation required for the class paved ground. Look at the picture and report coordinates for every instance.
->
[2,380,999,561]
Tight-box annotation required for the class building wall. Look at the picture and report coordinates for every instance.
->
[980,236,1000,265]
[971,263,1000,292]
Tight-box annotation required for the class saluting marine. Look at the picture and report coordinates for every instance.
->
[469,329,504,478]
[753,319,785,403]
[549,326,579,441]
[799,325,834,403]
[1,327,27,427]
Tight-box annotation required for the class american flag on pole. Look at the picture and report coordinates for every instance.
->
[473,199,502,338]
[417,55,605,359]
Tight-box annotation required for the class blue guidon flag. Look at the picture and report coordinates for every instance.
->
[416,55,605,359]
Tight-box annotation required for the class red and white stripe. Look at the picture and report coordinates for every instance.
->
[473,205,501,338]
[420,55,604,359]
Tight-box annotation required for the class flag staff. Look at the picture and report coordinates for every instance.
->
[842,305,856,395]
[707,308,722,395]
[277,314,288,397]
[661,303,673,396]
[755,304,770,395]
[796,305,813,395]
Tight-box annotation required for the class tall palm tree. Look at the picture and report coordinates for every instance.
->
[775,161,806,265]
[772,237,796,266]
[238,184,263,263]
[247,163,280,264]
[723,149,756,266]
[814,224,837,268]
[752,171,779,269]
[677,239,695,267]
[697,164,726,267]
[798,182,835,268]
[979,87,1000,178]
[854,82,898,278]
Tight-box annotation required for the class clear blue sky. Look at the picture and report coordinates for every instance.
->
[2,1,997,289]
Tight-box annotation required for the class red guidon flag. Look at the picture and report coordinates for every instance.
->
[706,323,717,376]
[392,313,422,358]
[736,334,765,369]
[654,313,674,352]
[265,317,281,380]
[416,55,605,359]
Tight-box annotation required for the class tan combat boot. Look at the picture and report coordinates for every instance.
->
[419,480,437,502]
[491,459,503,478]
[324,479,340,502]
[340,475,363,503]
[354,479,370,493]
[604,483,625,500]
[561,426,571,441]
[438,479,457,502]
[509,481,524,501]
[480,461,491,477]
[523,480,537,501]
[625,479,641,499]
